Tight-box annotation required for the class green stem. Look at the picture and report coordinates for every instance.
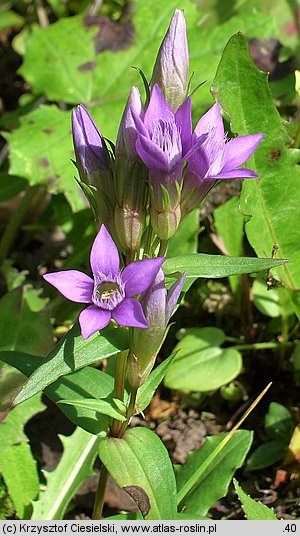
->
[143,225,153,258]
[92,464,109,520]
[158,239,169,257]
[110,349,128,437]
[233,341,279,351]
[0,186,39,265]
[118,386,138,437]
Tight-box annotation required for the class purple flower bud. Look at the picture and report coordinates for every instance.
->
[115,86,144,162]
[128,269,186,388]
[72,105,109,182]
[43,225,165,339]
[151,9,189,111]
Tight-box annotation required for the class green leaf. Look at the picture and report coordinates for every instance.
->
[0,174,27,202]
[163,254,288,287]
[98,427,177,519]
[19,17,98,105]
[0,443,39,519]
[212,32,300,290]
[0,394,45,456]
[176,430,253,517]
[0,286,53,356]
[4,105,85,212]
[164,328,242,393]
[214,197,244,294]
[136,353,176,413]
[0,350,118,435]
[233,478,277,520]
[253,278,295,318]
[59,397,127,422]
[0,9,24,31]
[14,323,128,405]
[31,427,99,520]
[265,402,294,440]
[246,439,288,471]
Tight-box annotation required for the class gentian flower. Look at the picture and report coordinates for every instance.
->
[132,84,205,239]
[151,9,189,111]
[72,104,110,183]
[72,104,115,227]
[182,103,264,215]
[43,226,165,339]
[128,269,186,387]
[114,87,148,252]
[115,86,144,163]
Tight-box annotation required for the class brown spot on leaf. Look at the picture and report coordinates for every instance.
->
[269,149,281,161]
[123,486,150,517]
[38,157,50,168]
[42,127,54,135]
[84,13,134,54]
[47,174,60,187]
[78,61,96,73]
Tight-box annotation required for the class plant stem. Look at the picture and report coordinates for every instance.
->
[233,341,279,351]
[158,239,169,257]
[92,464,109,520]
[143,224,153,257]
[0,186,39,266]
[118,386,138,437]
[110,350,128,437]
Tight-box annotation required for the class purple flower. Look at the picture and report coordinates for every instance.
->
[43,226,165,339]
[115,86,144,162]
[151,9,189,111]
[181,103,264,215]
[72,105,110,182]
[128,269,186,387]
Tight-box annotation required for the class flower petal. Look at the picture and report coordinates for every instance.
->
[122,257,166,297]
[194,102,224,143]
[113,298,148,328]
[90,225,120,277]
[166,273,186,320]
[221,133,265,172]
[72,105,108,174]
[144,84,174,132]
[136,134,169,172]
[79,305,111,339]
[43,270,93,303]
[175,97,192,155]
[209,168,258,180]
[116,86,144,161]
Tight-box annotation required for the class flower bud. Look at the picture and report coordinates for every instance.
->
[128,269,186,388]
[115,86,144,162]
[151,10,189,111]
[150,180,181,240]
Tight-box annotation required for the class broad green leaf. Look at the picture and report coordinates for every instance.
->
[212,32,300,290]
[31,427,99,520]
[136,353,176,413]
[107,513,143,520]
[0,443,39,519]
[4,105,85,212]
[0,394,45,455]
[168,210,199,257]
[0,350,118,435]
[14,323,128,405]
[214,197,244,294]
[233,479,277,520]
[265,402,294,440]
[59,397,127,422]
[164,328,242,393]
[19,2,276,126]
[0,9,24,31]
[246,439,288,471]
[163,254,288,287]
[0,362,26,412]
[253,278,294,318]
[98,427,177,519]
[0,286,53,356]
[176,430,253,516]
[0,174,27,202]
[19,17,98,105]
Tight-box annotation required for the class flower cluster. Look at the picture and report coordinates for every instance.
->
[44,9,264,389]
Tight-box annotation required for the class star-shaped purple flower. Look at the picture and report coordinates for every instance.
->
[187,102,264,181]
[43,226,165,339]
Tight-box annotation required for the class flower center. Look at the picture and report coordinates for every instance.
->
[151,119,182,168]
[92,273,125,310]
